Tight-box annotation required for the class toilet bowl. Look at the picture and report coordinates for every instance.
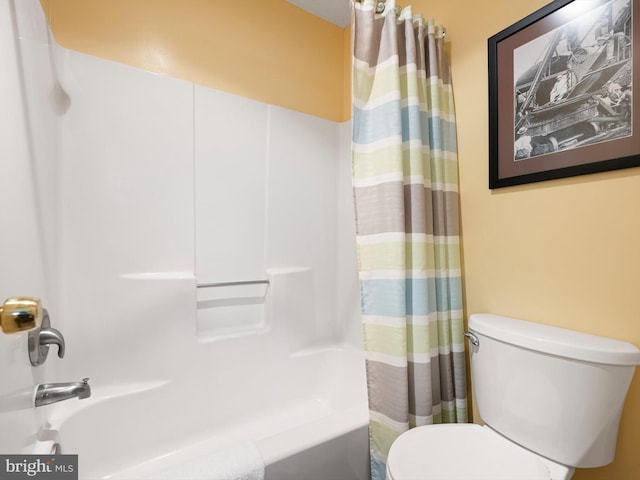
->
[386,424,571,480]
[385,314,640,480]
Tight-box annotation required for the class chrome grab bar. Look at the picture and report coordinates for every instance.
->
[197,280,269,289]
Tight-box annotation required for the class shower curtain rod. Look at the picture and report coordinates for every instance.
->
[353,0,446,38]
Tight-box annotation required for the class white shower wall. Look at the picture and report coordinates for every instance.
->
[1,1,364,465]
[0,0,61,452]
[194,88,352,345]
[52,38,360,384]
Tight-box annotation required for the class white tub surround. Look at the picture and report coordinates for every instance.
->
[3,1,368,479]
[39,348,368,480]
[54,49,365,478]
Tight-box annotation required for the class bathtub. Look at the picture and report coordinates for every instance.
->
[36,346,370,480]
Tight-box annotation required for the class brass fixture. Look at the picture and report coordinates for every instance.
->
[0,297,43,334]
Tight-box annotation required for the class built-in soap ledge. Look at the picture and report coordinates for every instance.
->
[196,280,270,340]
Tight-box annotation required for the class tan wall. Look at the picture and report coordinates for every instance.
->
[410,0,640,478]
[40,0,346,122]
[40,0,640,478]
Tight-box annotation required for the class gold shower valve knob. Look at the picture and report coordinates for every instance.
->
[0,297,43,334]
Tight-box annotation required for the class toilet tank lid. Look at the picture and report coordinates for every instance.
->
[469,314,640,366]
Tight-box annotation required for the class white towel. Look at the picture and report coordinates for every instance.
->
[147,442,265,480]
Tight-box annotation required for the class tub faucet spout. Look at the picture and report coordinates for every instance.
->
[35,378,91,407]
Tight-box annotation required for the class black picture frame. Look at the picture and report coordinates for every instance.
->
[488,0,639,188]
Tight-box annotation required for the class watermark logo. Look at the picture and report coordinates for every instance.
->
[0,456,77,480]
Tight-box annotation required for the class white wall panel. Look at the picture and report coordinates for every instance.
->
[14,40,62,313]
[60,52,194,277]
[58,51,195,383]
[13,0,50,44]
[0,0,58,453]
[336,120,361,348]
[266,106,340,343]
[194,87,268,284]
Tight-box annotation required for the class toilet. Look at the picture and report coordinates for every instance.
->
[386,313,640,480]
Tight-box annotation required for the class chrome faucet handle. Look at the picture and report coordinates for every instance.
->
[28,310,66,366]
[38,325,65,358]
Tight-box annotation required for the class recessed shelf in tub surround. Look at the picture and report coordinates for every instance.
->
[195,268,318,350]
[196,279,270,339]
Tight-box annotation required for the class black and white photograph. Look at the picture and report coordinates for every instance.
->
[489,0,640,188]
[513,0,632,161]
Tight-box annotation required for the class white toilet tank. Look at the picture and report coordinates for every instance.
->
[469,314,640,469]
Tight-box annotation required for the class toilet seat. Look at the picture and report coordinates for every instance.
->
[386,424,550,480]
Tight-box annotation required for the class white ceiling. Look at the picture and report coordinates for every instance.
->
[285,0,351,28]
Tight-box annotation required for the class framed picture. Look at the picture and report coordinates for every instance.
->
[488,0,639,188]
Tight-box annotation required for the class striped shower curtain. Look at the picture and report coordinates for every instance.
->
[352,1,468,478]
